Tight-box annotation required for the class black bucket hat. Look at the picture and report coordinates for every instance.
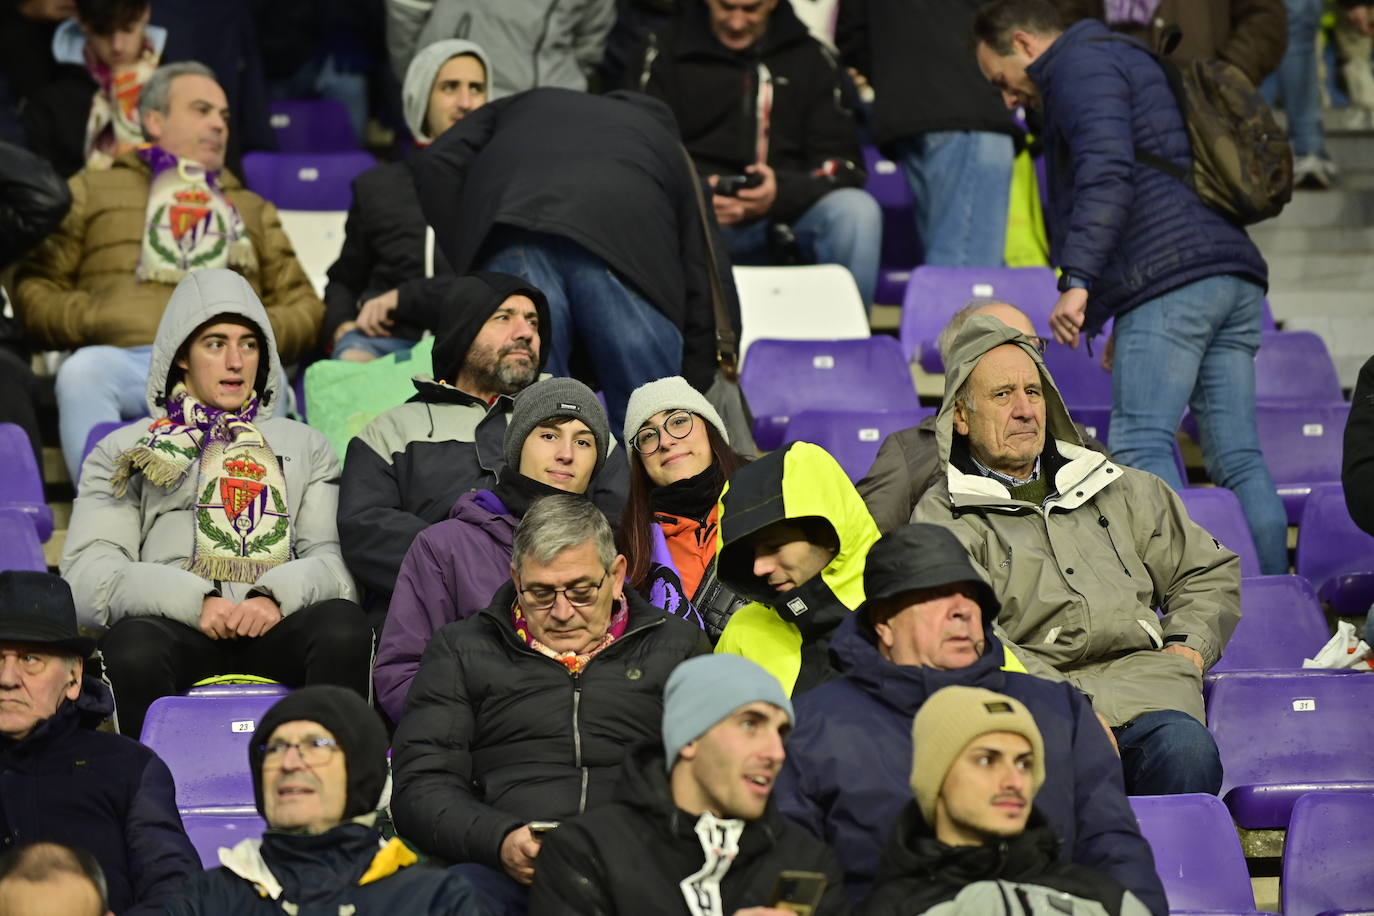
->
[859,523,1001,621]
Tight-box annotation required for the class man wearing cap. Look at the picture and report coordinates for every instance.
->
[391,494,708,911]
[913,315,1240,797]
[859,687,1153,916]
[165,685,491,914]
[338,272,630,616]
[773,524,1164,914]
[0,571,199,915]
[375,376,615,724]
[530,653,846,915]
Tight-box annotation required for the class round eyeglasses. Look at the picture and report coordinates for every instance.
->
[259,736,340,768]
[633,410,695,455]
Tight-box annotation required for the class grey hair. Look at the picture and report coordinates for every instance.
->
[953,373,978,416]
[936,298,1016,369]
[138,61,217,139]
[511,495,616,574]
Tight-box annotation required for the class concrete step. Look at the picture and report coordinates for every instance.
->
[1266,185,1374,229]
[1264,252,1374,288]
[1248,224,1374,254]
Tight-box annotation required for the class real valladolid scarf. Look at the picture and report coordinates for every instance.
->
[112,383,291,582]
[136,145,254,285]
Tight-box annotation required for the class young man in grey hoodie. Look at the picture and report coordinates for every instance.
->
[62,268,373,739]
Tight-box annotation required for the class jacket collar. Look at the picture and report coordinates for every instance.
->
[875,804,1061,887]
[0,675,115,757]
[1026,18,1108,92]
[944,438,1120,513]
[220,819,407,902]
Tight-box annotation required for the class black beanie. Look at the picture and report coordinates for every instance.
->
[248,686,389,822]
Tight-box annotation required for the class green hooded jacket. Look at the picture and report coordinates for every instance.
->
[913,316,1240,725]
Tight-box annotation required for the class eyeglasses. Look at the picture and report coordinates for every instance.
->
[633,411,695,455]
[1025,335,1048,355]
[259,736,340,768]
[519,573,608,610]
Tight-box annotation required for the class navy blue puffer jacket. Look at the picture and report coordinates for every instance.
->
[1030,19,1267,336]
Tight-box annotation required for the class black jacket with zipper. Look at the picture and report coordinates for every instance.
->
[390,581,710,869]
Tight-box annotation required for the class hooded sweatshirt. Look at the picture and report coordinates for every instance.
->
[913,315,1241,726]
[62,269,357,625]
[714,442,880,695]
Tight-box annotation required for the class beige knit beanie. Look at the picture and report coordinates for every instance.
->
[910,686,1046,823]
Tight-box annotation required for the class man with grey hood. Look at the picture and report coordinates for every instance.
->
[62,269,373,740]
[324,39,493,360]
[913,315,1240,797]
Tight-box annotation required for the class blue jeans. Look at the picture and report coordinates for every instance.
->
[722,187,882,308]
[481,228,683,435]
[1261,0,1325,157]
[1110,275,1289,575]
[449,863,528,916]
[333,330,418,360]
[893,130,1013,267]
[1114,709,1223,795]
[56,345,154,483]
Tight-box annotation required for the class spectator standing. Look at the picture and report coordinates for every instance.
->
[1262,0,1338,187]
[1101,0,1286,85]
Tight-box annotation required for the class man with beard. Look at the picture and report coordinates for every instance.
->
[337,273,630,619]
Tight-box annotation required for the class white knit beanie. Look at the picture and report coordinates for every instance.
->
[622,376,729,460]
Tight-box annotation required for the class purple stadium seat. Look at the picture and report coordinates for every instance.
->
[1281,791,1374,916]
[1179,487,1262,578]
[1260,298,1276,331]
[186,683,290,698]
[898,266,1058,373]
[181,815,267,868]
[1254,402,1349,523]
[1128,794,1272,915]
[268,99,359,152]
[1213,576,1330,674]
[1254,330,1344,404]
[0,423,52,542]
[781,408,935,483]
[862,146,920,305]
[1296,482,1374,617]
[739,337,920,450]
[1208,671,1374,829]
[241,151,376,211]
[80,420,133,478]
[1041,340,1112,411]
[0,508,46,572]
[140,694,282,813]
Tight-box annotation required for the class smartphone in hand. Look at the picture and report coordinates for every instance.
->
[769,870,827,915]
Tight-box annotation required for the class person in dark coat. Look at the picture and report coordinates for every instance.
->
[374,376,616,724]
[390,494,710,912]
[772,524,1165,914]
[0,571,200,915]
[971,1,1287,578]
[1345,354,1374,640]
[164,685,494,915]
[856,686,1152,916]
[411,86,741,433]
[336,273,630,618]
[530,653,847,915]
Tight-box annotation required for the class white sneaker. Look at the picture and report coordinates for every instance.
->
[1293,153,1338,190]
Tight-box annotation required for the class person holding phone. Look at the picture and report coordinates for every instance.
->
[528,654,846,915]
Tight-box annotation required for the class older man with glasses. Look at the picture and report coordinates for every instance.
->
[391,494,710,913]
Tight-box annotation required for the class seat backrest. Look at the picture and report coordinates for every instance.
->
[0,423,52,541]
[862,146,913,209]
[1128,794,1257,913]
[140,694,282,813]
[80,419,134,477]
[268,99,359,153]
[180,815,267,869]
[277,210,348,297]
[1296,482,1374,604]
[1281,791,1374,916]
[1254,330,1343,404]
[898,266,1058,372]
[1254,402,1348,486]
[241,151,376,211]
[1041,341,1113,411]
[0,508,46,573]
[782,408,935,482]
[1212,575,1330,672]
[1178,487,1261,577]
[734,265,870,365]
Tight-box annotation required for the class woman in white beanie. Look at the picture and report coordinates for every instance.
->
[616,376,751,639]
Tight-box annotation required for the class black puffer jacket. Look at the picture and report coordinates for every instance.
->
[0,140,70,266]
[0,676,200,915]
[857,807,1150,916]
[529,742,847,915]
[1345,354,1374,537]
[836,0,1016,149]
[390,582,710,868]
[636,0,866,224]
[321,158,455,351]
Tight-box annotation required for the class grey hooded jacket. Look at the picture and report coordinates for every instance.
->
[62,270,357,627]
[912,316,1240,726]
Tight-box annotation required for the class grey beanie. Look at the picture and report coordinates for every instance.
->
[504,377,611,480]
[662,654,794,773]
[402,39,493,143]
[622,376,729,462]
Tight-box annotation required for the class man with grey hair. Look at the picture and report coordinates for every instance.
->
[858,300,1106,533]
[13,59,322,483]
[391,493,709,912]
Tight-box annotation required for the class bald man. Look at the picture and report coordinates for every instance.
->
[0,843,110,916]
[857,301,1108,533]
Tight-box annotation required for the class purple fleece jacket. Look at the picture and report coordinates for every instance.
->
[374,489,517,723]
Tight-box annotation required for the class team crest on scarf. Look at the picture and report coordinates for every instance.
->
[136,146,254,285]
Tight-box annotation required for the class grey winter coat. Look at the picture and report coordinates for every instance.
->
[62,270,357,627]
[912,316,1240,725]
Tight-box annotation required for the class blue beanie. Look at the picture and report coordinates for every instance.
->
[662,654,794,773]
